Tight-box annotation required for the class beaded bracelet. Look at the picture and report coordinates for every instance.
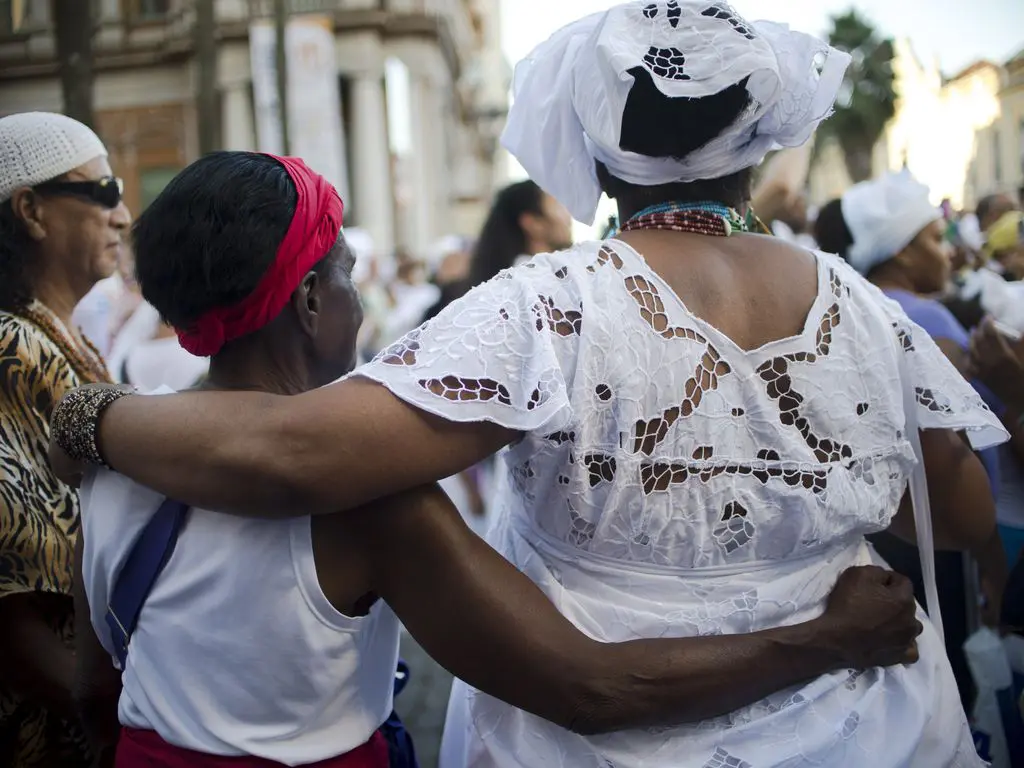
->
[51,385,135,468]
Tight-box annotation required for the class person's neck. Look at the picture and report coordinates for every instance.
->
[524,236,546,257]
[32,270,87,328]
[615,196,742,225]
[869,266,916,295]
[204,341,311,396]
[615,198,648,223]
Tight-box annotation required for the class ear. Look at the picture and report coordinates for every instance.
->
[9,188,47,242]
[292,269,320,339]
[518,210,543,242]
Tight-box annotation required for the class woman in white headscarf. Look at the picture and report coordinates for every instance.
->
[815,172,1010,708]
[52,4,1004,766]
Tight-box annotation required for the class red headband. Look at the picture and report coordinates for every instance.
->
[177,155,344,357]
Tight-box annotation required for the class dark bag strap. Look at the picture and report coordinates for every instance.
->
[106,498,190,668]
[105,498,420,768]
[381,660,419,768]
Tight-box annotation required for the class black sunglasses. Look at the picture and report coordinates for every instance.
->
[33,175,124,209]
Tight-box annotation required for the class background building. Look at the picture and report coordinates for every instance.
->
[0,0,510,257]
[968,48,1024,208]
[808,39,1024,211]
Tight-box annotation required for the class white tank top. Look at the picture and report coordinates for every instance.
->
[80,455,400,765]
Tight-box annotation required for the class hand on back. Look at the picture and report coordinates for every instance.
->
[821,565,922,669]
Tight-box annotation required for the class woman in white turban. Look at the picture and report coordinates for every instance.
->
[53,4,1003,766]
[814,177,1009,695]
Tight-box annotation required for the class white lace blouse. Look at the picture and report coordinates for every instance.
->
[357,239,1005,768]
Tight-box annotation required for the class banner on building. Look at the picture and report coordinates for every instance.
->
[249,15,351,204]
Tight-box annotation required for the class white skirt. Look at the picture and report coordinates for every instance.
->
[438,512,983,768]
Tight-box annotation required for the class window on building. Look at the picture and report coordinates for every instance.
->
[1019,118,1024,176]
[340,76,354,208]
[0,0,32,34]
[122,0,169,21]
[994,130,1002,185]
[139,167,179,210]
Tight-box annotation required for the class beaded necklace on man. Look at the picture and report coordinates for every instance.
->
[19,300,112,384]
[611,200,772,237]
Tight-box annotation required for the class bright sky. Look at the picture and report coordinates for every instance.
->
[499,0,1024,233]
[501,0,1024,76]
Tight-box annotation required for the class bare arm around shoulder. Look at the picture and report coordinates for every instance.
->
[91,379,513,517]
[342,485,921,733]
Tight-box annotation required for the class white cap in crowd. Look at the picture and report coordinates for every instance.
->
[841,171,942,275]
[0,112,108,202]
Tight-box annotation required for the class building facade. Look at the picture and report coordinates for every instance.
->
[807,39,1024,212]
[0,0,510,257]
[967,49,1024,208]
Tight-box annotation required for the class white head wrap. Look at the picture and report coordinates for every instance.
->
[841,171,942,275]
[0,112,108,202]
[501,1,851,225]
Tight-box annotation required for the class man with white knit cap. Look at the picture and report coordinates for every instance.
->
[0,111,129,768]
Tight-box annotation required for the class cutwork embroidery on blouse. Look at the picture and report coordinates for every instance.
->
[643,2,756,41]
[366,241,1003,570]
[700,5,756,39]
[359,243,1001,767]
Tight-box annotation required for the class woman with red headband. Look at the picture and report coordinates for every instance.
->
[66,152,922,767]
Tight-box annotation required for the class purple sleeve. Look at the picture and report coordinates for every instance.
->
[894,294,970,349]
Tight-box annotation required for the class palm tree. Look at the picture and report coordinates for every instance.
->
[818,10,896,183]
[51,0,96,127]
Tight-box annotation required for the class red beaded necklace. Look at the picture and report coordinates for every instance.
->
[616,201,771,237]
[621,208,739,237]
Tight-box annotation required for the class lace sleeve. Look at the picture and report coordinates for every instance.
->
[355,270,575,434]
[816,251,1008,451]
[886,298,1007,451]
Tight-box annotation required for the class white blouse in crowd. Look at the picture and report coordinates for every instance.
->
[357,239,1005,768]
[107,302,209,390]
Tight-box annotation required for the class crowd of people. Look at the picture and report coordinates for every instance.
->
[2,2,1024,768]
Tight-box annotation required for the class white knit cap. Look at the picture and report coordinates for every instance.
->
[841,171,942,275]
[502,1,851,225]
[0,112,108,202]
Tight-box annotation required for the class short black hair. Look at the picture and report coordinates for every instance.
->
[813,198,854,258]
[597,67,755,208]
[132,152,298,330]
[0,200,36,312]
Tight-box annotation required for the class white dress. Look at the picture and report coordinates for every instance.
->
[357,239,1006,768]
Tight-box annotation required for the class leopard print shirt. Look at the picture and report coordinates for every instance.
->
[0,311,95,767]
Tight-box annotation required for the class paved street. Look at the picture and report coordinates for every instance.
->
[396,632,454,768]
